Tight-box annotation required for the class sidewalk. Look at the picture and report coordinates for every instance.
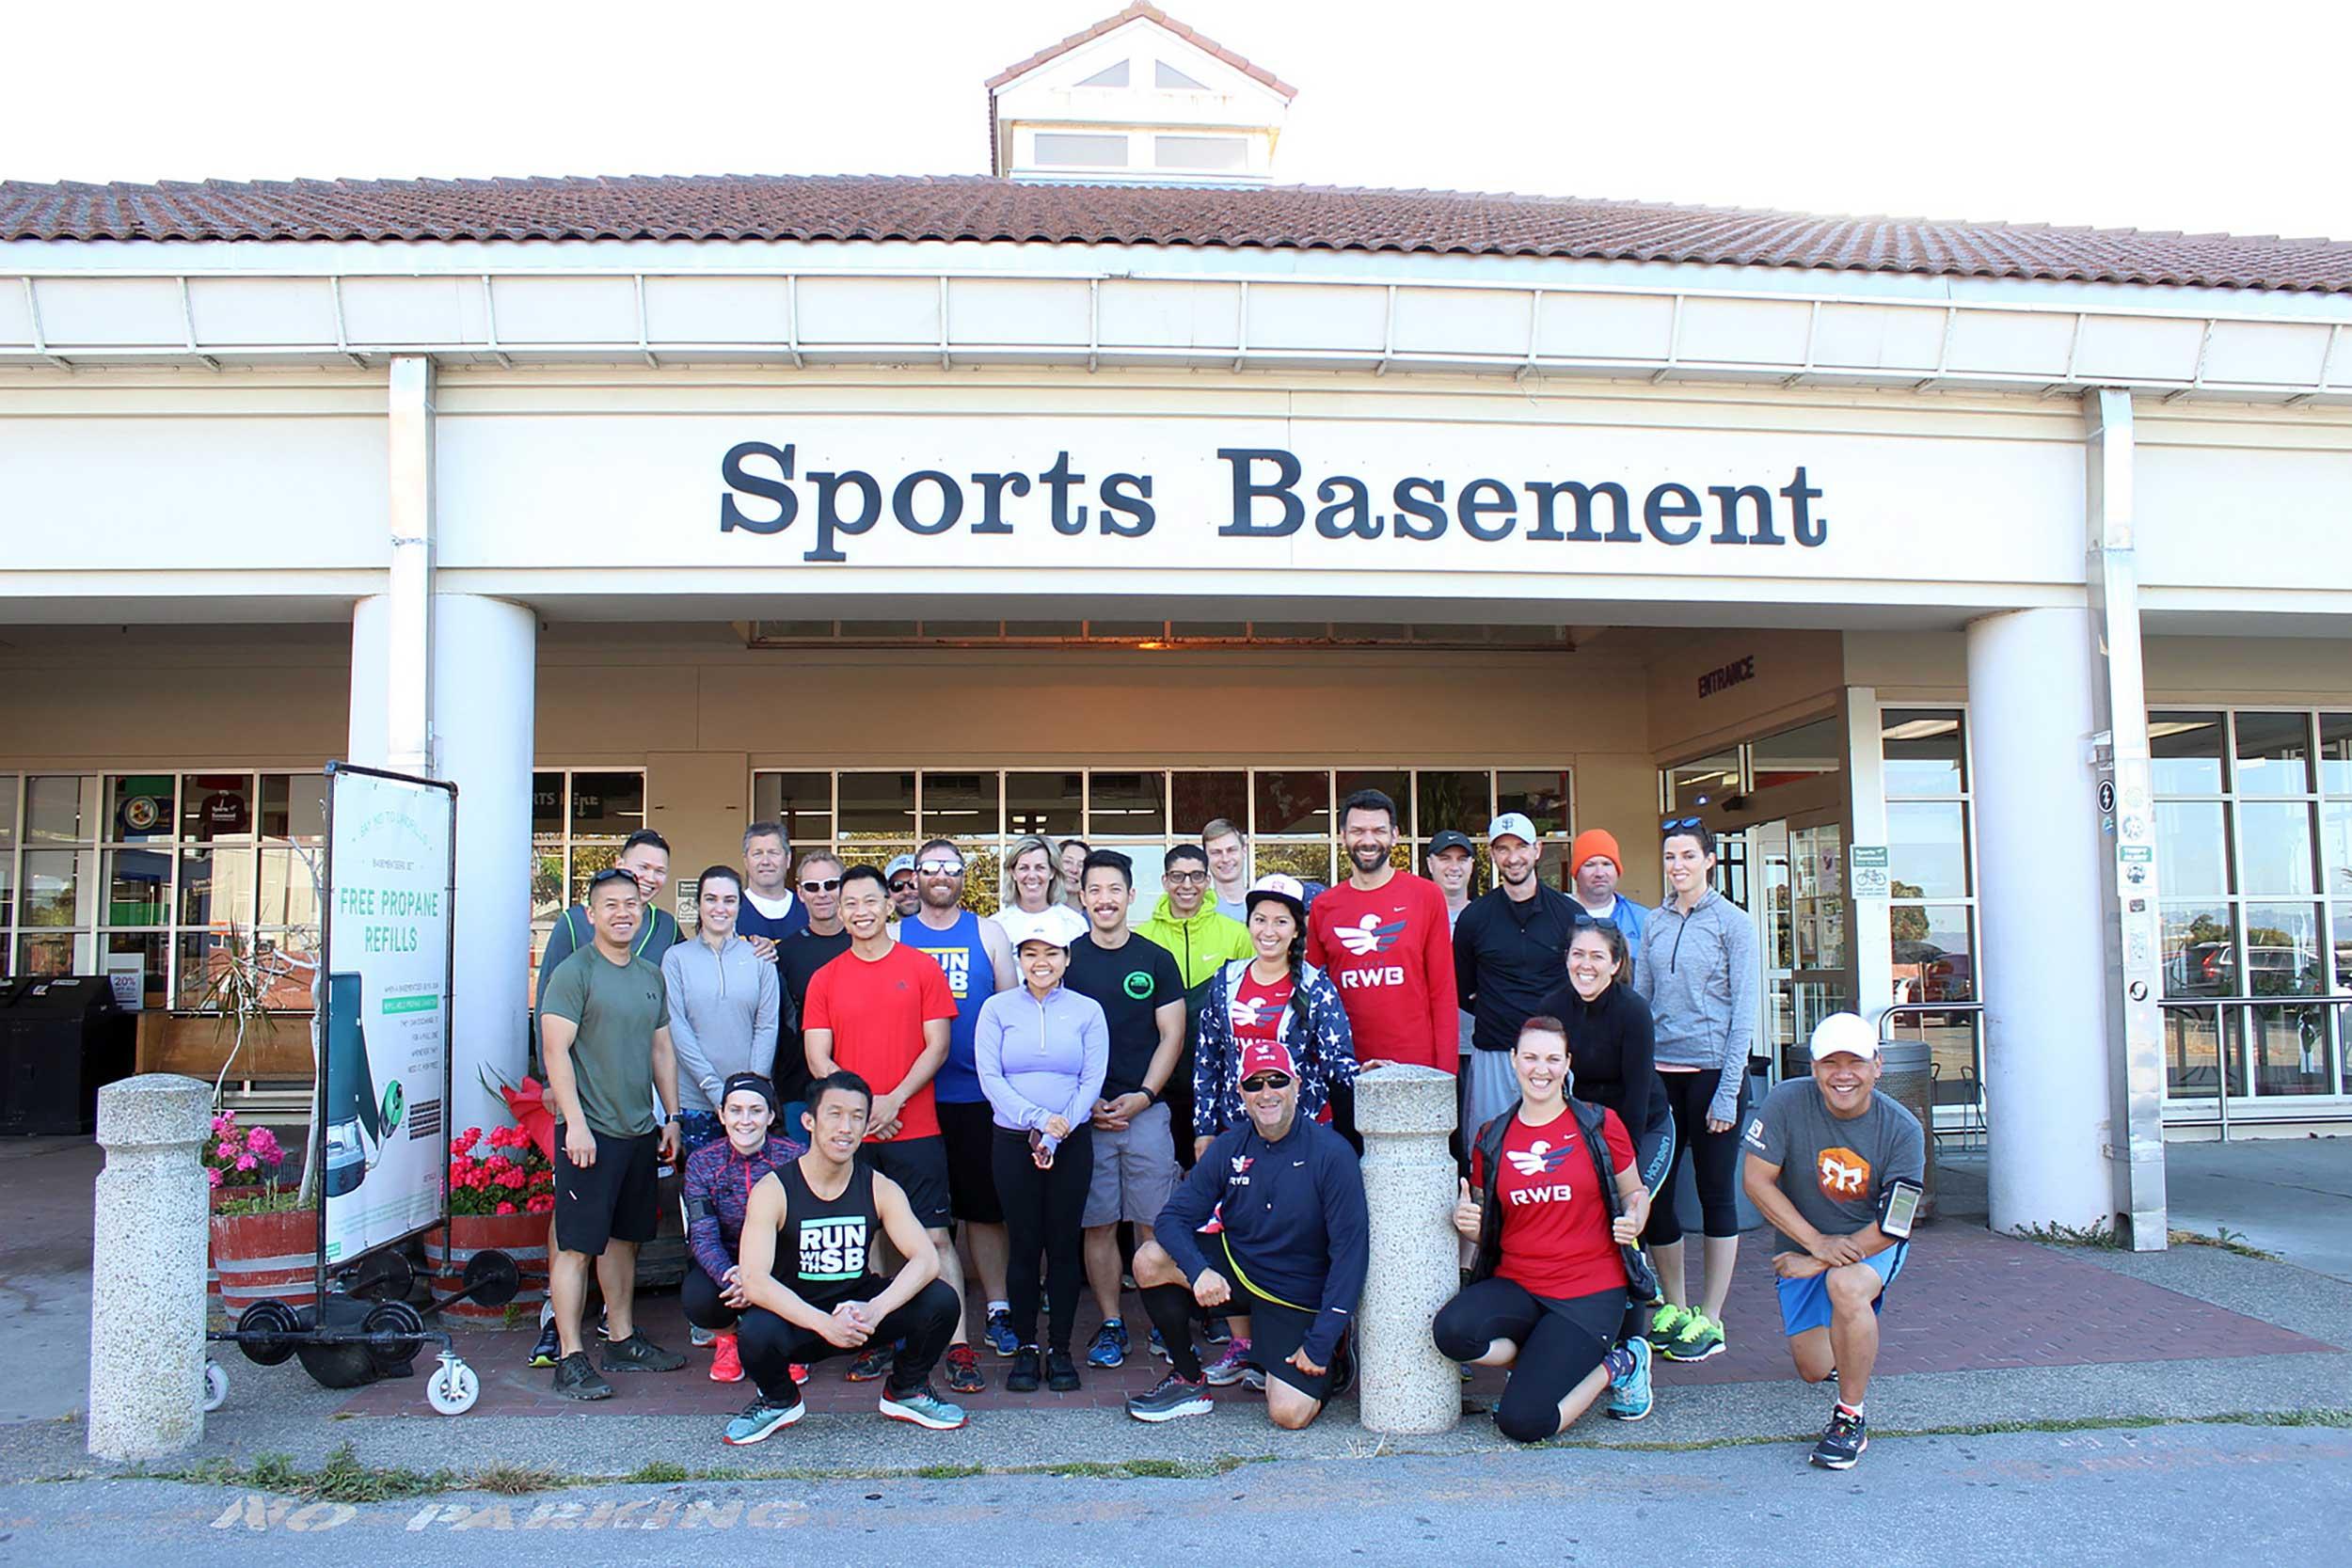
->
[4,1143,2349,1486]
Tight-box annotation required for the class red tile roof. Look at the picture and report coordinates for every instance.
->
[7,173,2352,294]
[985,2,1297,101]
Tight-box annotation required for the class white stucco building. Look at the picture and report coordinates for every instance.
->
[5,3,2349,1241]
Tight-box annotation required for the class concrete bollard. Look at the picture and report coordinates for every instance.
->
[88,1073,213,1461]
[1352,1063,1460,1434]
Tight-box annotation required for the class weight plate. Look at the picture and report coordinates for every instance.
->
[348,1248,415,1303]
[461,1248,521,1309]
[235,1299,302,1367]
[360,1300,427,1373]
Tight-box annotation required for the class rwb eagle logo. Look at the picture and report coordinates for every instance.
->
[1337,913,1407,957]
[1506,1140,1574,1177]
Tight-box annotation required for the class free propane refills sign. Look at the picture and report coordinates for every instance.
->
[321,764,456,1265]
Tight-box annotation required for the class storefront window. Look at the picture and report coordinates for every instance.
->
[528,768,650,989]
[1880,711,1964,797]
[1751,718,1844,790]
[1665,752,1741,812]
[2152,708,2352,1113]
[1879,709,1981,1107]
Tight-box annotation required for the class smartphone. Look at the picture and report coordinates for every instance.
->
[1880,1178,1924,1239]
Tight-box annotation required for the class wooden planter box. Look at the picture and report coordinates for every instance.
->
[426,1212,550,1328]
[206,1183,270,1303]
[211,1208,319,1316]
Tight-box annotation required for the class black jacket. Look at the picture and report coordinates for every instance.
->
[1468,1098,1658,1303]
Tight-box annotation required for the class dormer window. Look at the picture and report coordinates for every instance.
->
[1154,135,1246,172]
[1075,60,1129,87]
[1153,59,1208,90]
[1035,133,1130,168]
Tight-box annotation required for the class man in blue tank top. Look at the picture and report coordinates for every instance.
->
[722,1069,967,1443]
[895,838,1017,1392]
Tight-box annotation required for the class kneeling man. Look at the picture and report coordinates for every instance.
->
[1741,1012,1926,1471]
[720,1070,969,1443]
[1125,1039,1368,1431]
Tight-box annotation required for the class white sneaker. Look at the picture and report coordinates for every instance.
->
[1203,1337,1254,1386]
[690,1323,717,1349]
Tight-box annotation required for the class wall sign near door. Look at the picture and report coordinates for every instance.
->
[1850,844,1890,899]
[1697,656,1757,699]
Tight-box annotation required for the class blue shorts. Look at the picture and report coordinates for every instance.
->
[1774,1243,1907,1337]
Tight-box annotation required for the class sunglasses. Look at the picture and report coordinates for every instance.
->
[916,860,964,877]
[1572,913,1620,932]
[799,878,842,893]
[1239,1072,1294,1092]
[888,878,915,891]
[1661,816,1704,833]
[588,867,641,892]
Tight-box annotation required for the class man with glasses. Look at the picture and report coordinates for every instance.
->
[735,821,810,963]
[803,864,963,1390]
[538,865,689,1399]
[529,828,681,1368]
[1124,1037,1368,1428]
[1308,788,1459,1081]
[776,850,851,1136]
[890,840,1016,1392]
[884,855,921,922]
[1137,844,1252,1171]
[1454,813,1579,1144]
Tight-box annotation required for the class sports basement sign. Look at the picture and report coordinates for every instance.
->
[719,442,1830,564]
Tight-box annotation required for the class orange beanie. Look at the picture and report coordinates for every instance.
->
[1569,828,1622,875]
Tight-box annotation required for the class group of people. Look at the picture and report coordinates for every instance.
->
[529,798,1923,1469]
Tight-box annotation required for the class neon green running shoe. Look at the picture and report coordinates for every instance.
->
[1645,1303,1692,1353]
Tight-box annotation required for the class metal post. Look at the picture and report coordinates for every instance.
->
[2083,388,2169,1248]
[87,1074,213,1461]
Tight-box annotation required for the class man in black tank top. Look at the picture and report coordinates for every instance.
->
[720,1071,968,1444]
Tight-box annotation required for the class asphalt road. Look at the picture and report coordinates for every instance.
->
[5,1420,2344,1566]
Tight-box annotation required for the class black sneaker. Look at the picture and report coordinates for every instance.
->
[1810,1406,1867,1470]
[1326,1333,1356,1400]
[845,1341,897,1383]
[1007,1345,1042,1393]
[603,1332,688,1373]
[1200,1314,1232,1347]
[551,1350,613,1401]
[1045,1347,1082,1392]
[1125,1371,1212,1423]
[528,1320,562,1368]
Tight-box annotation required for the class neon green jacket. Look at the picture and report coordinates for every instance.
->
[1136,896,1253,992]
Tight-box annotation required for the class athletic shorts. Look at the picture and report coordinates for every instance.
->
[1217,1235,1338,1402]
[553,1126,660,1257]
[1082,1101,1181,1228]
[1775,1243,1908,1337]
[935,1099,1006,1225]
[863,1133,953,1231]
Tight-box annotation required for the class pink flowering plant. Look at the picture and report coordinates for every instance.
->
[449,1124,557,1218]
[202,1111,285,1192]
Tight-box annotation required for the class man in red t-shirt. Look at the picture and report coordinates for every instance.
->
[1306,788,1460,1073]
[803,863,962,1383]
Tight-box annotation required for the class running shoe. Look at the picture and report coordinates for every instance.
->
[1607,1338,1655,1421]
[1670,1311,1726,1362]
[984,1307,1021,1358]
[550,1350,613,1401]
[1126,1372,1213,1423]
[1644,1303,1691,1353]
[1007,1345,1042,1393]
[1327,1335,1355,1399]
[1046,1348,1082,1392]
[1241,1366,1266,1393]
[723,1393,804,1446]
[1149,1327,1170,1360]
[603,1332,688,1373]
[708,1331,743,1384]
[845,1342,897,1383]
[791,1362,810,1386]
[1201,1315,1232,1347]
[690,1323,717,1349]
[528,1320,562,1368]
[1088,1318,1130,1369]
[945,1342,986,1395]
[1203,1336,1254,1386]
[880,1384,968,1430]
[1810,1406,1867,1469]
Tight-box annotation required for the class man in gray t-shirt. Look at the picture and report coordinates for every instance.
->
[1740,1012,1925,1473]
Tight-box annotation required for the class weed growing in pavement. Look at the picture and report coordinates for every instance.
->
[2011,1219,2127,1248]
[306,1442,455,1503]
[625,1461,693,1485]
[2168,1226,2280,1260]
[471,1463,566,1496]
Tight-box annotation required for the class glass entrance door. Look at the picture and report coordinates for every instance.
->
[1755,811,1852,1085]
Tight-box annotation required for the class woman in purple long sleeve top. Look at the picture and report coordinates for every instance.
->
[977,904,1108,1391]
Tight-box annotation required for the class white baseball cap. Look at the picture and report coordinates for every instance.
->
[1808,1011,1880,1062]
[1245,873,1309,919]
[998,903,1089,950]
[1486,812,1539,846]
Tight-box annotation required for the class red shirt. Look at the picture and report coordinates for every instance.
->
[1306,873,1458,1071]
[1229,970,1295,1047]
[1472,1105,1635,1300]
[802,942,958,1142]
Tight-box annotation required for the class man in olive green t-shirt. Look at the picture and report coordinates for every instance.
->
[537,867,687,1399]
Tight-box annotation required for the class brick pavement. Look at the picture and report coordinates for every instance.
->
[337,1221,2334,1419]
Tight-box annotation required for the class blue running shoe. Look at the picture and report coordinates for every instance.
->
[1088,1318,1130,1369]
[1606,1337,1654,1421]
[984,1307,1021,1358]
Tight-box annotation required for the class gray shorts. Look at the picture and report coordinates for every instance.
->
[1462,1047,1521,1146]
[1081,1101,1180,1228]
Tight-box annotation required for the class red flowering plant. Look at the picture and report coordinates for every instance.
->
[448,1123,557,1218]
[203,1110,285,1192]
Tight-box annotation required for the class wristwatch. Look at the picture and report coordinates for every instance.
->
[1140,1085,1161,1106]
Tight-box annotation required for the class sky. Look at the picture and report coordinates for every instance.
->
[8,0,2349,242]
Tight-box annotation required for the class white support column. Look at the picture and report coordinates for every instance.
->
[350,594,536,1135]
[385,356,437,773]
[1966,609,2115,1232]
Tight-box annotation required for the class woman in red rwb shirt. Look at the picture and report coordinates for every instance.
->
[1432,1015,1660,1443]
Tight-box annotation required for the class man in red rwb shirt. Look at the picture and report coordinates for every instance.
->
[1306,788,1459,1073]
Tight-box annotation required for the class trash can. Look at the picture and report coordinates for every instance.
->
[1874,1037,1939,1222]
[0,975,137,1135]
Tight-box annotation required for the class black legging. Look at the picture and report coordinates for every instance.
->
[681,1261,737,1332]
[1643,1068,1749,1245]
[1433,1277,1626,1444]
[991,1124,1094,1352]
